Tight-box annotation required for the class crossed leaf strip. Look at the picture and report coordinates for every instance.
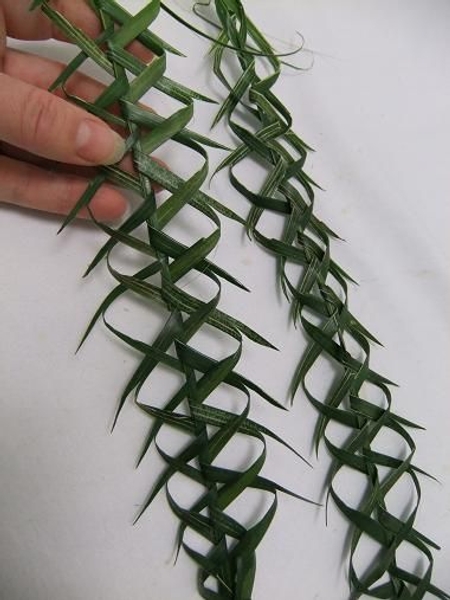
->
[30,0,317,598]
[189,0,448,598]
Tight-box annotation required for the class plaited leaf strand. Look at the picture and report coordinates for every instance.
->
[178,1,448,598]
[32,0,315,598]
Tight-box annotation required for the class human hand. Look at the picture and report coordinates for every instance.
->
[0,0,152,221]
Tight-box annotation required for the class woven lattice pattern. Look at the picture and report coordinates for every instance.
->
[203,1,447,597]
[30,1,315,598]
[30,0,449,598]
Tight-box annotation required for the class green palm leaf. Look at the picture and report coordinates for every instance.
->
[189,1,448,598]
[33,1,315,598]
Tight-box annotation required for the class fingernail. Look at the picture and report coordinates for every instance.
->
[76,120,126,165]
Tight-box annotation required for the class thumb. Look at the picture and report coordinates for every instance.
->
[0,73,126,166]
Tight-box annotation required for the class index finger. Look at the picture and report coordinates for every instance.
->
[3,0,101,41]
[2,0,153,63]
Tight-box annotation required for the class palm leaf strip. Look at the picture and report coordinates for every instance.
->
[31,0,314,598]
[175,0,448,597]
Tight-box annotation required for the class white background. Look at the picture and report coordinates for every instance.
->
[0,1,449,598]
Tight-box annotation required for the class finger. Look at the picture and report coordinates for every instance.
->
[3,48,156,139]
[0,8,6,69]
[2,141,101,179]
[0,73,127,166]
[2,142,165,194]
[4,47,119,114]
[3,0,101,41]
[2,49,166,179]
[0,155,128,221]
[3,1,153,63]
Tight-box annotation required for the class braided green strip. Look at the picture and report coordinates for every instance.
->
[31,0,315,597]
[186,1,448,598]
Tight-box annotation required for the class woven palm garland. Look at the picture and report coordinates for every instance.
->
[30,0,449,599]
[194,1,447,597]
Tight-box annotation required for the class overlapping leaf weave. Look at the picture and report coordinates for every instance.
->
[29,0,449,597]
[181,0,448,597]
[31,0,314,597]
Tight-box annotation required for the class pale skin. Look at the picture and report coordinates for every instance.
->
[0,0,155,221]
